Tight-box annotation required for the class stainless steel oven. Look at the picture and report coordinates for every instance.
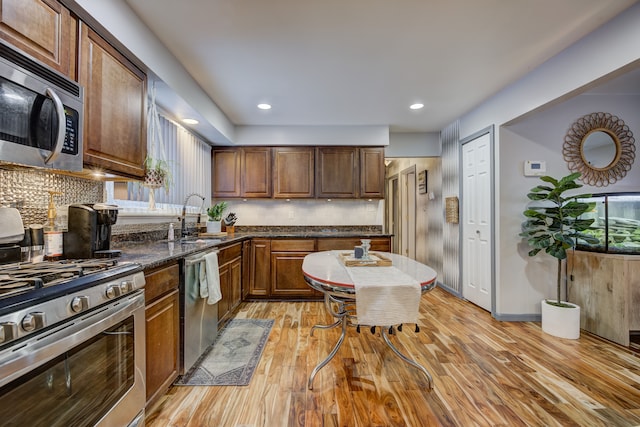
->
[0,260,145,427]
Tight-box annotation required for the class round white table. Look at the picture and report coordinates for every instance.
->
[302,251,437,390]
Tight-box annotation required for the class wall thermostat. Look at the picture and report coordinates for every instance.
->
[524,160,546,176]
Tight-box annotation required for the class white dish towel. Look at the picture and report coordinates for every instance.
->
[346,266,421,326]
[199,251,222,305]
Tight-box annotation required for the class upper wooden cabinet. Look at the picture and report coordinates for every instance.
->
[212,148,241,198]
[212,147,271,198]
[359,147,385,199]
[316,147,358,198]
[78,23,147,179]
[212,145,384,199]
[273,147,315,198]
[0,0,77,78]
[242,147,271,198]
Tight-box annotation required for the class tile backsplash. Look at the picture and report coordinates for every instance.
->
[0,166,104,227]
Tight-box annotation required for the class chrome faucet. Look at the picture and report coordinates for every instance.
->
[181,193,206,239]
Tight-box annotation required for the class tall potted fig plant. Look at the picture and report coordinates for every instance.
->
[519,172,598,339]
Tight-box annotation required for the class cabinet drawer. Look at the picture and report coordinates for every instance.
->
[317,237,390,252]
[271,239,316,252]
[218,242,242,265]
[144,262,179,303]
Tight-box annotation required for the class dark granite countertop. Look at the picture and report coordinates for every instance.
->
[113,230,392,270]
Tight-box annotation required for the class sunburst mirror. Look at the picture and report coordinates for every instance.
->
[563,112,636,187]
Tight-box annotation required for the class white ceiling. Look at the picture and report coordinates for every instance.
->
[125,0,637,135]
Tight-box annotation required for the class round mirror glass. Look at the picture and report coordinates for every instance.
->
[581,130,618,169]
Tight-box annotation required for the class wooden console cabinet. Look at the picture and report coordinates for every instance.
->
[144,262,180,409]
[567,251,640,346]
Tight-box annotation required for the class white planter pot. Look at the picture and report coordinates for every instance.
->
[206,220,221,234]
[541,299,581,339]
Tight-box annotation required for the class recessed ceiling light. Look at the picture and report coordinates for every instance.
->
[182,118,199,125]
[257,103,272,110]
[409,103,424,110]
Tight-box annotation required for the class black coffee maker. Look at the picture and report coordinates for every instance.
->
[64,204,121,259]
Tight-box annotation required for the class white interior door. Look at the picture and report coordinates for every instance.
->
[400,166,416,259]
[462,132,492,311]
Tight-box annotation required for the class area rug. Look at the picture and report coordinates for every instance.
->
[176,318,274,386]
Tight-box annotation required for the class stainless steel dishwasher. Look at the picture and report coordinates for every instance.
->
[181,248,219,375]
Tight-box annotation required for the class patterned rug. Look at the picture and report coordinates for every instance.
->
[176,318,274,386]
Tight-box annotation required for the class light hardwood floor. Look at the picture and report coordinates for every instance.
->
[146,288,640,426]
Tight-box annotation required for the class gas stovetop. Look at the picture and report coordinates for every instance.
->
[0,259,121,296]
[0,259,143,314]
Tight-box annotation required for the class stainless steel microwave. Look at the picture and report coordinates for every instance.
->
[0,40,83,171]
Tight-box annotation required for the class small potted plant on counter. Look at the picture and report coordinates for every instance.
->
[206,201,228,234]
[519,172,598,339]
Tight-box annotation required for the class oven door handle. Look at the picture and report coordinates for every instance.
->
[185,250,219,266]
[42,87,66,165]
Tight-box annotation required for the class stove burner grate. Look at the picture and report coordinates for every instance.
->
[0,259,121,299]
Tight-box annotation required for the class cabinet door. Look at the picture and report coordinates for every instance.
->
[0,0,76,77]
[145,289,179,407]
[217,262,231,322]
[242,240,251,299]
[79,23,147,179]
[212,148,241,198]
[229,257,242,310]
[316,147,358,198]
[271,251,321,298]
[249,239,271,297]
[359,147,385,198]
[242,147,271,197]
[273,147,315,198]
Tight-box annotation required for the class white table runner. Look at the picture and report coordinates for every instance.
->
[345,266,421,326]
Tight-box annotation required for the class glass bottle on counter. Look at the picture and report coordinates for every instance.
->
[44,191,63,261]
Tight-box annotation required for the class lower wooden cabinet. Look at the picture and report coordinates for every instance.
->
[270,239,321,299]
[271,251,321,298]
[217,243,243,324]
[144,262,180,409]
[248,239,271,298]
[246,236,391,300]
